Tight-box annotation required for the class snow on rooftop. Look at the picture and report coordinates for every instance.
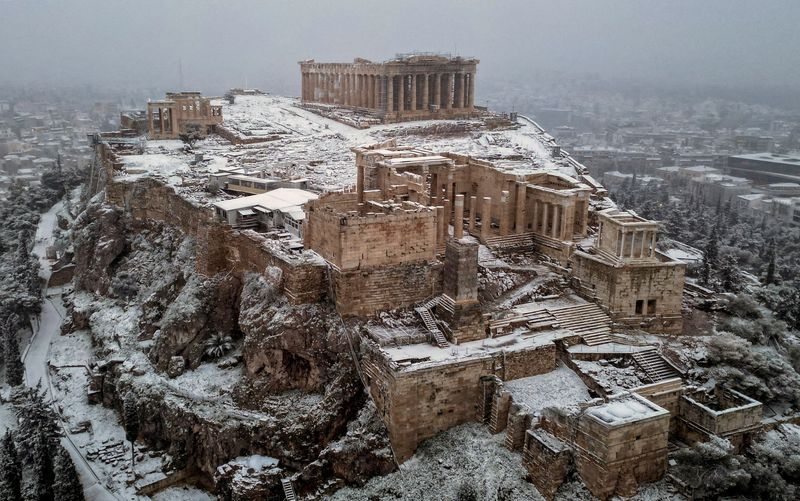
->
[383,328,573,370]
[587,394,666,426]
[212,187,318,212]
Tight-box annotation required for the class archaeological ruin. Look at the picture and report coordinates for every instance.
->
[146,91,223,139]
[76,66,775,499]
[299,54,479,122]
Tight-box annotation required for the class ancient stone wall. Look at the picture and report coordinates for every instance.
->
[523,429,572,500]
[104,174,326,304]
[362,342,556,461]
[305,200,437,270]
[570,251,685,333]
[574,411,670,499]
[331,260,442,316]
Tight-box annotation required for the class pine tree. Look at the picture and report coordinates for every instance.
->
[28,432,55,501]
[765,239,776,285]
[717,253,742,293]
[0,431,22,501]
[13,383,60,464]
[52,446,84,501]
[4,325,24,387]
[701,224,720,286]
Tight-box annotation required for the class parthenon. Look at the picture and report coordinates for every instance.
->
[299,54,479,122]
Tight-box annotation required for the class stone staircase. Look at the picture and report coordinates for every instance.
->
[547,303,612,346]
[483,232,536,250]
[281,478,296,501]
[632,349,682,383]
[488,307,559,336]
[415,298,449,348]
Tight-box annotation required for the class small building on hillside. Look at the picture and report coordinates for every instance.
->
[212,188,318,236]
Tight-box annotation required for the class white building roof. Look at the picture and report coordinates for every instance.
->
[213,188,318,212]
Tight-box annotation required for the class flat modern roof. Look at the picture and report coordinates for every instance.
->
[213,188,318,212]
[730,152,800,165]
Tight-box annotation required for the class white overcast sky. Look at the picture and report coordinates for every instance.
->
[1,0,798,94]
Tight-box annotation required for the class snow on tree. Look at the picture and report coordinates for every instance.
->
[27,432,55,501]
[13,384,60,464]
[0,430,22,501]
[3,313,24,387]
[701,224,719,286]
[52,446,84,501]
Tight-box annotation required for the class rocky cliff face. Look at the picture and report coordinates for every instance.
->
[68,184,396,496]
[72,192,126,295]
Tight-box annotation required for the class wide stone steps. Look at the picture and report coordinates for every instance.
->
[484,232,536,249]
[281,478,296,501]
[548,303,612,346]
[632,350,682,382]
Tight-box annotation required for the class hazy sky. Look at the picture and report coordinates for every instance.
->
[1,0,799,95]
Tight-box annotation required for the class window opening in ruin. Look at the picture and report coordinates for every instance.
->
[635,300,644,314]
[647,299,657,315]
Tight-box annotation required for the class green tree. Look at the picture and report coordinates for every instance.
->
[0,430,22,501]
[701,224,720,286]
[4,315,24,386]
[52,446,84,501]
[28,432,55,501]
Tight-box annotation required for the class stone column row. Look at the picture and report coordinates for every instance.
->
[387,72,476,114]
[301,71,384,109]
[618,229,657,259]
[530,200,567,240]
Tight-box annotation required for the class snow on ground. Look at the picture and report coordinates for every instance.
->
[151,485,217,501]
[111,94,586,210]
[573,359,646,393]
[504,363,593,414]
[330,423,544,501]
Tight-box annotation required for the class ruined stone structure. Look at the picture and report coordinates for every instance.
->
[571,208,686,332]
[147,92,222,140]
[299,54,478,122]
[676,386,763,452]
[351,142,592,264]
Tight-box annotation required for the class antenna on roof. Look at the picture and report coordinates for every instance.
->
[178,58,184,90]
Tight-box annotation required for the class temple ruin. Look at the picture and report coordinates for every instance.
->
[299,54,479,122]
[147,91,223,139]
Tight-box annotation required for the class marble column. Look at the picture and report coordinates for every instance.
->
[531,200,539,234]
[454,73,464,109]
[443,74,452,109]
[481,196,492,241]
[640,231,647,258]
[436,206,446,250]
[514,182,526,233]
[422,74,429,110]
[434,73,441,109]
[454,195,465,239]
[542,203,550,237]
[500,190,511,235]
[397,75,405,113]
[469,195,477,234]
[410,74,417,111]
[468,72,476,108]
[629,229,636,258]
[618,230,626,258]
[551,203,559,238]
[386,76,393,112]
[650,232,657,257]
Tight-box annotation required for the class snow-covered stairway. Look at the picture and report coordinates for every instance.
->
[632,349,682,382]
[415,297,449,348]
[547,303,612,345]
[281,478,297,501]
[483,232,536,250]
